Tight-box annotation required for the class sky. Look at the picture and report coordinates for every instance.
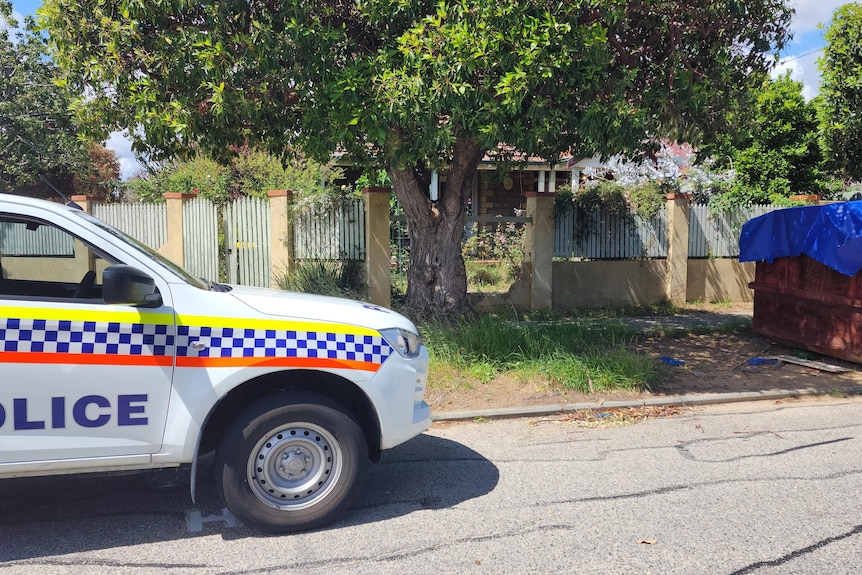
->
[5,0,854,179]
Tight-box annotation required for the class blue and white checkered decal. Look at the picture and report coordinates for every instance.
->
[1,318,174,356]
[176,326,391,364]
[0,308,393,371]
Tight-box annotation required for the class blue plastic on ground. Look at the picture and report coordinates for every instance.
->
[739,201,862,276]
[660,356,685,366]
[747,357,780,366]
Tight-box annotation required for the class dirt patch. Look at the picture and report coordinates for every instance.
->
[425,306,862,414]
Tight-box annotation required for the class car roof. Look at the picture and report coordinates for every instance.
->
[0,193,81,215]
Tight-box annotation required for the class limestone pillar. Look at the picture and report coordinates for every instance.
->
[363,187,392,308]
[666,193,692,305]
[160,192,196,267]
[525,191,555,310]
[69,195,96,214]
[268,190,294,289]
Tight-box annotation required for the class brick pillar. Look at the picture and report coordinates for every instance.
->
[268,190,294,289]
[666,193,692,305]
[69,195,96,214]
[790,194,822,205]
[363,186,392,308]
[525,191,555,310]
[70,196,98,273]
[161,193,196,267]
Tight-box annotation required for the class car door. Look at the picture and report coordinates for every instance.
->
[0,210,175,466]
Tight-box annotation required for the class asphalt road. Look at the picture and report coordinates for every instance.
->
[1,396,861,574]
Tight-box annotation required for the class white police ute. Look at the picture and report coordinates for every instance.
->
[0,193,431,533]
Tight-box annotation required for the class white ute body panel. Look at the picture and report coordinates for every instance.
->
[0,193,431,479]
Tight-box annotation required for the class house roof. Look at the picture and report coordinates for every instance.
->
[333,144,595,172]
[478,145,584,171]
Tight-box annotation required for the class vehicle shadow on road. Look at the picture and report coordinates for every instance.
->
[0,434,497,561]
[346,432,500,524]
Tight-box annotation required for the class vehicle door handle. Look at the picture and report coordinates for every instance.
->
[190,341,207,351]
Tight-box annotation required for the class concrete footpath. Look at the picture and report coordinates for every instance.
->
[431,307,862,422]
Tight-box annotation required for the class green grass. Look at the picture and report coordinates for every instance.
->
[465,260,517,293]
[420,314,663,394]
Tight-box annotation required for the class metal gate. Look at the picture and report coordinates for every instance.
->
[182,198,220,282]
[224,196,271,287]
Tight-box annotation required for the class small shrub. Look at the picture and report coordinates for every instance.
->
[466,261,506,288]
[463,222,525,285]
[275,259,365,300]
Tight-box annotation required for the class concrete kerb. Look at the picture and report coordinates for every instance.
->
[430,386,862,422]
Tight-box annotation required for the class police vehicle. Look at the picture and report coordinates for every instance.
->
[0,193,431,533]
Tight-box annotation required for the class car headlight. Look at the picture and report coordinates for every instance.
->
[380,328,423,359]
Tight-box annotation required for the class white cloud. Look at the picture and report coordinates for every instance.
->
[790,0,845,36]
[105,132,146,181]
[772,55,820,100]
[1,10,24,38]
[779,0,848,98]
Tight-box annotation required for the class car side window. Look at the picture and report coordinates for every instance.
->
[0,215,118,301]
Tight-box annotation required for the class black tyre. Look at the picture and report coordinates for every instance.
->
[215,392,368,533]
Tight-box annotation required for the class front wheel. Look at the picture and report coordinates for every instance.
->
[215,393,368,533]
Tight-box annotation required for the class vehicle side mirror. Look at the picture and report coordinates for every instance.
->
[103,264,163,308]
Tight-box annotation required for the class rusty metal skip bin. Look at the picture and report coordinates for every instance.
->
[740,202,862,363]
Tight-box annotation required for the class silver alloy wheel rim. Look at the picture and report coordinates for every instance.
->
[248,422,343,510]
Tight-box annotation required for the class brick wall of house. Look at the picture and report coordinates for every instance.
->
[477,171,534,217]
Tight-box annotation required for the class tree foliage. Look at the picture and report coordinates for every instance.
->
[73,143,122,200]
[125,148,342,204]
[0,11,91,194]
[709,73,825,208]
[42,0,793,314]
[126,157,230,203]
[819,3,862,183]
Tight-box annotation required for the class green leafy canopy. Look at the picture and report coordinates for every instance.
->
[41,0,794,313]
[1,11,91,192]
[41,1,793,168]
[819,3,862,182]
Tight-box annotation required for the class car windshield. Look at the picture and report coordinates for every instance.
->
[73,209,218,291]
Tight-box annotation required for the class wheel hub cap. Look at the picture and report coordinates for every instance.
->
[247,423,342,511]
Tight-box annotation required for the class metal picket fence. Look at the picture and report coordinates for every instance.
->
[689,204,774,258]
[0,220,74,256]
[293,198,365,261]
[554,206,667,259]
[183,198,220,282]
[93,202,168,250]
[88,197,781,289]
[554,203,778,260]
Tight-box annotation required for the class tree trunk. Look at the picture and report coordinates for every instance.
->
[388,134,485,317]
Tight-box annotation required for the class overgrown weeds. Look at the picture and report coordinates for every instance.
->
[420,314,662,394]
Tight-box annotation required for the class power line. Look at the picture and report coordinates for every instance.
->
[779,48,823,65]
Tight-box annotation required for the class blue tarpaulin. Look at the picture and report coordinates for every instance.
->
[739,201,862,277]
